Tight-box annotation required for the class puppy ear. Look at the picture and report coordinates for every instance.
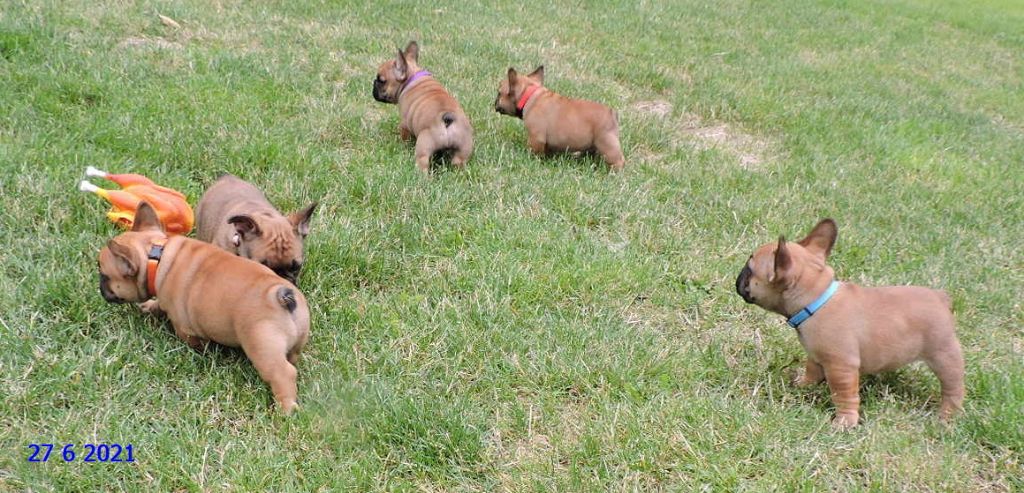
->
[507,67,518,95]
[228,215,261,239]
[394,49,408,79]
[528,65,545,84]
[404,41,419,62]
[770,236,790,282]
[798,218,838,258]
[289,202,318,238]
[107,239,138,277]
[131,202,164,233]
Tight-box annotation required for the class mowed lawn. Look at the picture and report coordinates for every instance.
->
[1,0,1022,490]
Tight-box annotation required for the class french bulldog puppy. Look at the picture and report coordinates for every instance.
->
[372,40,473,173]
[735,219,964,428]
[98,202,310,414]
[194,174,316,284]
[494,65,625,171]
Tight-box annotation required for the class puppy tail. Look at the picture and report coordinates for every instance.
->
[442,112,456,127]
[276,286,297,313]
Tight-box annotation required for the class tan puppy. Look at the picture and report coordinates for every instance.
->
[735,219,964,428]
[98,202,310,414]
[494,66,625,172]
[194,174,316,284]
[372,41,473,173]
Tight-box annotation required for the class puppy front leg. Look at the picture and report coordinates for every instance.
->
[171,323,208,352]
[526,131,547,156]
[138,299,164,316]
[824,364,861,429]
[795,359,825,387]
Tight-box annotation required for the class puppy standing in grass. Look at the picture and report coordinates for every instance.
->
[735,219,964,428]
[372,41,473,174]
[195,174,316,284]
[494,66,625,171]
[98,202,310,414]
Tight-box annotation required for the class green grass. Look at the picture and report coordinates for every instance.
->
[1,0,1022,490]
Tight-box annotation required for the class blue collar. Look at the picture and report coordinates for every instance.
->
[787,280,840,328]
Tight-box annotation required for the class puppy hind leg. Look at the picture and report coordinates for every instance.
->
[595,132,625,172]
[414,136,435,174]
[925,345,965,421]
[240,324,299,415]
[286,327,309,366]
[795,359,825,387]
[451,137,473,170]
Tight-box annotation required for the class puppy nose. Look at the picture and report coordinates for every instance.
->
[735,266,753,303]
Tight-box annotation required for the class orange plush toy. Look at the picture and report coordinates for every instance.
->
[79,166,194,235]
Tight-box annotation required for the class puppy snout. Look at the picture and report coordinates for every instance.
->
[276,269,298,284]
[735,265,754,304]
[99,273,124,304]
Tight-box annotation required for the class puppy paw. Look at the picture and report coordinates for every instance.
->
[831,412,859,430]
[793,372,821,388]
[938,406,961,424]
[138,299,162,315]
[278,400,298,415]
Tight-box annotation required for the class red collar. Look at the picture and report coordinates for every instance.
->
[515,85,542,117]
[146,238,167,298]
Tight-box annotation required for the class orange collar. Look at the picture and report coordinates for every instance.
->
[146,238,167,298]
[515,85,542,117]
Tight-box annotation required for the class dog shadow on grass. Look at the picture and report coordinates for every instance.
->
[784,362,941,417]
[528,150,619,174]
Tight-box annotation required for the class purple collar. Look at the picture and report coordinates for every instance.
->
[401,70,432,96]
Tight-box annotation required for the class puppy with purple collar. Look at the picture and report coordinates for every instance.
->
[735,219,965,428]
[372,41,473,173]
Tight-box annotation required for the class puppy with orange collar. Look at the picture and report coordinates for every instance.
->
[494,65,625,171]
[98,202,310,414]
[735,219,964,428]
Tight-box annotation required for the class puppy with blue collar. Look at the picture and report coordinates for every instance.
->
[735,219,964,428]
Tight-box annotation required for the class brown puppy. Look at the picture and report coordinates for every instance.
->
[372,41,473,173]
[494,66,625,172]
[194,174,316,284]
[98,202,310,414]
[735,219,964,428]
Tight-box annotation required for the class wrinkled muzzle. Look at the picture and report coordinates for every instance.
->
[99,273,125,304]
[372,79,389,103]
[735,265,754,304]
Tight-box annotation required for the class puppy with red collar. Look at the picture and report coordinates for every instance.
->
[97,202,310,414]
[735,219,965,428]
[494,65,625,171]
